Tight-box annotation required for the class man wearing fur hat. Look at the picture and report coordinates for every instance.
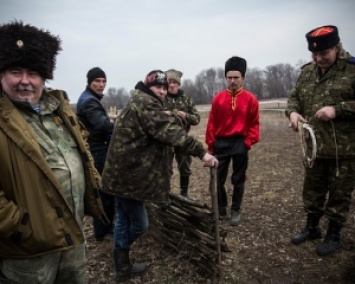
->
[0,21,107,283]
[102,70,218,282]
[206,56,260,226]
[287,25,355,256]
[77,67,115,242]
[164,69,200,199]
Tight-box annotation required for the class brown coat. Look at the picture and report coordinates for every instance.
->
[0,89,107,258]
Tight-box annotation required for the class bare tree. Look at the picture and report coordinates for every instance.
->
[244,67,264,99]
[264,63,298,98]
[102,87,129,110]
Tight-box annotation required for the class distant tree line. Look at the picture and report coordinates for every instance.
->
[102,61,306,109]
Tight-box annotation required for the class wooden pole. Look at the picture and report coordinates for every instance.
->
[209,168,222,271]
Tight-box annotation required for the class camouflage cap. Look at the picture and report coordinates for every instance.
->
[306,25,340,52]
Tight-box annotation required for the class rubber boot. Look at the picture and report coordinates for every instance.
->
[291,213,322,245]
[316,220,341,256]
[114,248,148,282]
[180,175,193,200]
[231,185,245,213]
[230,211,241,226]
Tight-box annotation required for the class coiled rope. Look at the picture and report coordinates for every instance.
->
[297,122,317,168]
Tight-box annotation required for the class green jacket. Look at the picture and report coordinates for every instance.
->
[0,89,107,258]
[102,84,206,203]
[163,89,200,132]
[287,58,355,157]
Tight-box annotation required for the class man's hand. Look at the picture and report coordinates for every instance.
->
[289,112,306,131]
[202,153,219,168]
[177,111,187,119]
[315,106,336,121]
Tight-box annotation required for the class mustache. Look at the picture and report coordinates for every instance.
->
[14,85,35,92]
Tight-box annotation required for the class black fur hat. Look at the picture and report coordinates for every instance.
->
[225,56,247,77]
[0,21,61,79]
[306,25,340,52]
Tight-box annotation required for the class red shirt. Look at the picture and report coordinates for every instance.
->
[206,88,260,153]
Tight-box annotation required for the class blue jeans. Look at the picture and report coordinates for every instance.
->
[114,197,149,250]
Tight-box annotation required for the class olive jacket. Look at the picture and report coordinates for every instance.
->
[0,89,107,258]
[287,58,355,157]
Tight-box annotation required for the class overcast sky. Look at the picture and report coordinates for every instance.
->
[1,0,354,102]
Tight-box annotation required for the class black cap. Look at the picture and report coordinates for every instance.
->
[87,67,106,85]
[144,70,168,88]
[306,25,340,52]
[225,56,247,77]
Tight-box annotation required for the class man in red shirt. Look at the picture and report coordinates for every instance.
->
[206,56,260,226]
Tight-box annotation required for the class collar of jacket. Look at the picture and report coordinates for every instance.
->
[135,81,163,106]
[85,86,103,101]
[167,89,183,99]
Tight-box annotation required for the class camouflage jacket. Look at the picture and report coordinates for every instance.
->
[163,89,200,132]
[102,82,206,203]
[0,89,107,258]
[287,58,355,157]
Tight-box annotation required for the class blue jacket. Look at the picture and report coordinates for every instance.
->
[77,87,113,149]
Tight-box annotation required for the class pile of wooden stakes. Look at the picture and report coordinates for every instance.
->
[147,169,228,279]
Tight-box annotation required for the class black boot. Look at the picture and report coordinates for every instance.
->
[316,220,341,256]
[180,175,193,199]
[114,249,148,282]
[291,213,322,245]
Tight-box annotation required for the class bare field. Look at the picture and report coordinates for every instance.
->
[85,111,355,284]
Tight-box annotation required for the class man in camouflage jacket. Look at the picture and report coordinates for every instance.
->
[163,69,200,198]
[286,25,355,256]
[102,70,218,282]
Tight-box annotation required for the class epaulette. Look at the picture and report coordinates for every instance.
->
[301,61,313,69]
[47,89,69,101]
[346,57,355,64]
[60,90,69,100]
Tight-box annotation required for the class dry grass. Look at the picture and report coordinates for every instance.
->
[85,110,355,284]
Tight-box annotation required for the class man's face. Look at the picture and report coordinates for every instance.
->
[89,78,107,96]
[0,67,45,106]
[149,85,168,100]
[226,70,244,91]
[168,79,179,95]
[311,46,338,72]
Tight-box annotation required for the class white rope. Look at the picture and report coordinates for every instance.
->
[297,122,317,168]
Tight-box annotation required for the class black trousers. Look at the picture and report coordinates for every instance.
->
[91,146,115,238]
[214,136,248,212]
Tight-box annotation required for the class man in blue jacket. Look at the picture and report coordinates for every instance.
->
[77,67,115,241]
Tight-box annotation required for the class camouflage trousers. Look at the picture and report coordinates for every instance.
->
[0,244,85,284]
[167,147,192,177]
[303,158,355,225]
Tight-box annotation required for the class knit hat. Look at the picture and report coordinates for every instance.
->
[0,21,61,79]
[144,70,168,88]
[165,69,183,85]
[225,56,247,77]
[306,25,340,52]
[87,67,106,85]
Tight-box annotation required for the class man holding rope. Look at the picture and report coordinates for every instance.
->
[286,25,355,256]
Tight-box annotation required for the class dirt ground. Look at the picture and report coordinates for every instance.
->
[84,111,355,284]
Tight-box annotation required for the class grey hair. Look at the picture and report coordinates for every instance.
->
[337,42,352,59]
